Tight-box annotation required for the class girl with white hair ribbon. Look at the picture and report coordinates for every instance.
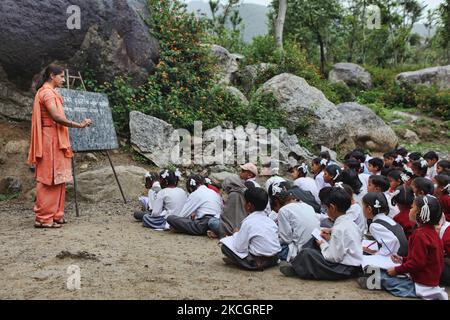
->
[372,195,448,300]
[311,158,331,191]
[141,169,187,230]
[290,163,321,204]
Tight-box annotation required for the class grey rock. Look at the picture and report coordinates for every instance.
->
[76,165,147,202]
[402,129,420,144]
[337,102,398,152]
[328,63,373,89]
[209,172,238,184]
[224,86,249,106]
[395,65,450,90]
[210,45,239,85]
[0,177,22,194]
[257,73,353,150]
[129,111,176,167]
[321,146,337,162]
[4,140,29,154]
[236,63,277,92]
[0,0,159,91]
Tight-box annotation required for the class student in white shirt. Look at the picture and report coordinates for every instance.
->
[268,181,319,262]
[368,175,399,218]
[220,187,281,271]
[280,187,363,280]
[261,163,285,192]
[290,163,320,204]
[142,169,187,230]
[135,172,161,221]
[311,158,330,191]
[337,183,365,235]
[361,192,408,257]
[167,175,223,236]
[423,151,439,180]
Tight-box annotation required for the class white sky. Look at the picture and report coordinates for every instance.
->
[187,0,443,10]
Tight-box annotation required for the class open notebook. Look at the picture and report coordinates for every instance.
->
[362,255,401,270]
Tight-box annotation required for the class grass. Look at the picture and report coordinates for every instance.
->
[0,193,19,202]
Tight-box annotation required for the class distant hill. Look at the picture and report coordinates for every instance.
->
[412,23,437,38]
[185,1,270,43]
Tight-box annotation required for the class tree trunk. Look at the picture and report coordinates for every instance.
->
[317,32,326,75]
[275,0,287,49]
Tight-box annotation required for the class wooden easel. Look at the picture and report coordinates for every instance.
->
[66,69,127,218]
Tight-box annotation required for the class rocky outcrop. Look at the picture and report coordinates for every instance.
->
[336,102,398,152]
[210,45,239,85]
[395,65,450,90]
[328,63,373,89]
[235,63,277,93]
[256,73,353,150]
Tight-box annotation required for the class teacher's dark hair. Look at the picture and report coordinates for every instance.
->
[36,64,65,90]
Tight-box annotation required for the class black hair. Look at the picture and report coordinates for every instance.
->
[437,160,450,172]
[344,152,352,161]
[335,169,362,195]
[244,187,269,211]
[423,151,439,161]
[268,181,296,208]
[322,187,352,213]
[396,147,408,157]
[391,185,414,207]
[369,175,390,192]
[244,181,256,189]
[339,183,354,197]
[159,169,180,188]
[362,192,389,215]
[186,174,204,193]
[290,163,308,178]
[383,151,396,159]
[387,170,403,184]
[320,151,331,161]
[414,195,442,225]
[411,160,428,177]
[350,150,366,164]
[435,174,450,195]
[36,64,65,90]
[408,152,422,162]
[145,172,159,184]
[346,159,363,174]
[412,177,434,195]
[312,157,327,170]
[318,187,333,204]
[325,164,342,182]
[392,156,407,168]
[368,158,384,171]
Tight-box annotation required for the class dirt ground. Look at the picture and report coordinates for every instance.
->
[1,198,448,300]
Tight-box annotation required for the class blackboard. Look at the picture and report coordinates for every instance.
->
[58,88,119,152]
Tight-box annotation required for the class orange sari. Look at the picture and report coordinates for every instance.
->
[28,83,73,224]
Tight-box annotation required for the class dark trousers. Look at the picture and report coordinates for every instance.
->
[290,238,361,280]
[221,244,278,271]
[441,262,450,286]
[166,215,212,236]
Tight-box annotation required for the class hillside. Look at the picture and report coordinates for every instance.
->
[186,0,270,42]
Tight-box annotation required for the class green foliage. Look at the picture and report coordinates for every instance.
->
[0,193,19,202]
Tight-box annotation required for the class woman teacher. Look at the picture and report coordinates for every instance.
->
[28,64,92,228]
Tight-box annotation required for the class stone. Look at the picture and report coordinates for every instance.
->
[321,146,337,162]
[84,153,99,162]
[256,73,353,150]
[0,177,22,194]
[224,86,249,106]
[210,45,239,85]
[402,129,420,144]
[129,111,176,167]
[76,165,147,202]
[395,65,450,90]
[336,102,398,152]
[4,140,29,154]
[236,63,277,93]
[209,171,237,184]
[328,63,373,89]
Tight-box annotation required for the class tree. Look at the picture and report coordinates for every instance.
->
[274,0,287,49]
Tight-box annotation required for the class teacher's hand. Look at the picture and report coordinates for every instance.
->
[80,119,93,128]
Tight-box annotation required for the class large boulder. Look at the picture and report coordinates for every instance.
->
[210,45,239,85]
[328,63,372,89]
[336,102,398,152]
[224,86,249,106]
[129,111,176,167]
[395,65,450,90]
[76,165,147,202]
[256,73,353,150]
[0,0,160,121]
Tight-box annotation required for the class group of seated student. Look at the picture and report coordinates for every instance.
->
[133,147,450,300]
